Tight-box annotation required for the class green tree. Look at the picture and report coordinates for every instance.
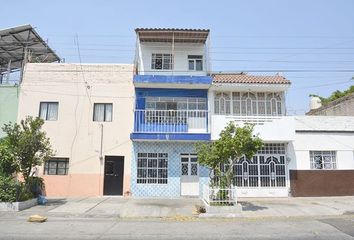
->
[1,116,54,182]
[0,138,18,176]
[197,122,263,189]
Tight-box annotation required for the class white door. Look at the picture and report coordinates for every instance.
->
[180,153,199,196]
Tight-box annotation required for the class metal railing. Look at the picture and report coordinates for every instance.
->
[202,185,237,206]
[134,109,208,133]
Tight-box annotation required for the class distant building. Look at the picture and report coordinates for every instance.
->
[306,93,354,116]
[0,25,60,137]
[0,84,18,138]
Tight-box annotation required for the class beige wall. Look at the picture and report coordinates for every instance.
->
[18,63,134,197]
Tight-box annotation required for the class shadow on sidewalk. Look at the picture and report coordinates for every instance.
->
[239,201,268,211]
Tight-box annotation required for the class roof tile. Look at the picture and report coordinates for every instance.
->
[212,73,291,85]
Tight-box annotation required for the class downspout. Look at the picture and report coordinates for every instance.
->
[99,123,104,196]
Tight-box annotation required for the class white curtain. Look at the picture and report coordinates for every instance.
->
[47,103,58,120]
[94,104,105,121]
[105,104,112,122]
[39,103,48,120]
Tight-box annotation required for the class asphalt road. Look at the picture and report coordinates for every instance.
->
[0,215,353,240]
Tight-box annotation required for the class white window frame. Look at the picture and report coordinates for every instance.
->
[214,91,283,116]
[145,97,207,111]
[137,153,168,184]
[39,102,59,121]
[310,151,337,170]
[188,55,203,71]
[151,53,173,70]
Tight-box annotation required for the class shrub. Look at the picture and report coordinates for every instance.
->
[0,175,18,202]
[0,175,37,202]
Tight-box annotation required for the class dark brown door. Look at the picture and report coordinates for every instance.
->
[103,156,124,195]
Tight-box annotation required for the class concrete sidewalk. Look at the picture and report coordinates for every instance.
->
[2,196,354,219]
[238,196,354,218]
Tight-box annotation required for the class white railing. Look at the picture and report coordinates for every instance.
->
[134,109,208,133]
[202,185,237,206]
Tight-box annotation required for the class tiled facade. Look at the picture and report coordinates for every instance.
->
[131,141,209,197]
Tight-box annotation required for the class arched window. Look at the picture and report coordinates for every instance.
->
[214,92,231,114]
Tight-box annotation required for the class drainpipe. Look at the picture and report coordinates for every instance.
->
[99,123,104,161]
[99,123,104,196]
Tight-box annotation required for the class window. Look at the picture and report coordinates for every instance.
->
[214,92,231,115]
[181,153,198,176]
[145,97,207,111]
[39,102,58,121]
[93,103,113,122]
[44,158,69,175]
[188,55,203,71]
[310,151,337,170]
[215,92,283,116]
[151,53,173,70]
[137,153,168,184]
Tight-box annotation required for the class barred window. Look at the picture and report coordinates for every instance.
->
[137,153,168,184]
[151,53,173,70]
[215,92,283,116]
[310,151,336,170]
[214,92,231,115]
[44,158,69,175]
[258,143,286,155]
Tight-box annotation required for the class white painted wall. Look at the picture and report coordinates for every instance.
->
[292,132,354,170]
[138,42,207,76]
[211,115,295,142]
[18,63,135,196]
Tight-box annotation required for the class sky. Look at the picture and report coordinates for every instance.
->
[2,0,354,115]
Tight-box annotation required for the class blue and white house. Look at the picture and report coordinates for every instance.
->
[130,28,212,197]
[129,28,354,199]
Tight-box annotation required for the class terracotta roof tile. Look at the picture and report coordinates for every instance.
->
[212,73,291,85]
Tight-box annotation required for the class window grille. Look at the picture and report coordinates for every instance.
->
[44,158,69,175]
[151,53,173,70]
[137,153,168,184]
[310,151,337,170]
[215,91,283,116]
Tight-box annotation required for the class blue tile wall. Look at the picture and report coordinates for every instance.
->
[131,141,210,198]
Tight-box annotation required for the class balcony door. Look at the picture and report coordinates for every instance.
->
[180,153,199,196]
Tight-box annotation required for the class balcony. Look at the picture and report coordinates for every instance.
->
[131,110,210,141]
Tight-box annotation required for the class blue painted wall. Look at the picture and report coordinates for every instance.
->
[134,75,212,85]
[131,142,210,198]
[135,88,208,109]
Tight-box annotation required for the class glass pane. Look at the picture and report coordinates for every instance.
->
[94,104,105,121]
[191,164,198,176]
[188,60,194,70]
[181,164,188,175]
[105,104,113,122]
[39,103,48,120]
[57,168,66,175]
[196,60,203,71]
[47,103,58,121]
